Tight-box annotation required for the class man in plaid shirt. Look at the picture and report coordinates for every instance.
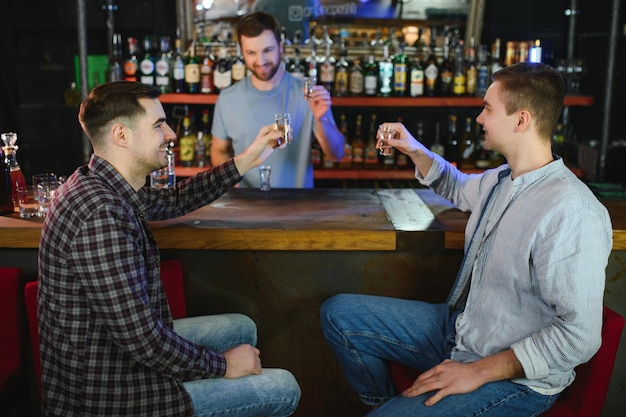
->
[37,81,300,416]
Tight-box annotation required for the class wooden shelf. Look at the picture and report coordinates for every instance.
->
[159,93,593,107]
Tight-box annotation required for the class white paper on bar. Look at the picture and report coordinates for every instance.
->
[377,189,435,231]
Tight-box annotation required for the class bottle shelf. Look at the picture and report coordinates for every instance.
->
[159,93,593,107]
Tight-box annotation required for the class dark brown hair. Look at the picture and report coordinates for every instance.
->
[492,62,565,139]
[236,11,281,46]
[78,81,160,146]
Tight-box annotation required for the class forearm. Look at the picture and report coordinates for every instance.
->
[472,349,525,383]
[314,112,344,161]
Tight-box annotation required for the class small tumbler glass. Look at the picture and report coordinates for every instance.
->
[259,165,271,191]
[378,124,396,156]
[303,76,316,100]
[274,113,293,145]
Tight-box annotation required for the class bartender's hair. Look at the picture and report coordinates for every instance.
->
[492,62,564,140]
[78,81,160,147]
[237,11,281,46]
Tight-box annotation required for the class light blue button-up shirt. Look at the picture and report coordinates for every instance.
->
[417,155,613,394]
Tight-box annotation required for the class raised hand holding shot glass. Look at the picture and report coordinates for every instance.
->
[378,124,396,156]
[274,113,293,145]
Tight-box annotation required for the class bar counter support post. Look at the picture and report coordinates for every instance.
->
[598,0,620,182]
[76,0,91,163]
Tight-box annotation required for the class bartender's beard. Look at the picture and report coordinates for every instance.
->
[249,59,280,82]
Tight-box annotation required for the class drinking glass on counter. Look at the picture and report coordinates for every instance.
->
[378,124,396,156]
[259,165,271,191]
[36,180,63,216]
[16,186,40,218]
[274,113,292,145]
[32,172,59,187]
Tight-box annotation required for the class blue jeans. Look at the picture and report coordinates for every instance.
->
[174,314,301,417]
[320,294,558,417]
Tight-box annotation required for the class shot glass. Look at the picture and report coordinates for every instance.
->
[274,113,293,145]
[259,165,271,191]
[303,76,316,100]
[378,124,396,156]
[16,186,40,219]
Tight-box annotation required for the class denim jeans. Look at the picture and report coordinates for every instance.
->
[174,314,301,417]
[320,294,558,417]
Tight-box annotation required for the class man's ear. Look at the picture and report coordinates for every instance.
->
[111,123,128,148]
[515,110,531,132]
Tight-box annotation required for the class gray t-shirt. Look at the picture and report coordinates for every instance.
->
[212,73,315,188]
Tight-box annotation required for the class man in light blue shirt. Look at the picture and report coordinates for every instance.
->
[321,62,612,416]
[211,11,344,188]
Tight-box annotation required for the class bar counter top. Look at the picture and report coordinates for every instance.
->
[0,188,624,251]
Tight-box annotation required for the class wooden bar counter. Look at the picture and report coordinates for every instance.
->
[0,188,624,417]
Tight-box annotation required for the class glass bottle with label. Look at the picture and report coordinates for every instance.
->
[424,35,439,97]
[139,36,156,86]
[364,113,379,168]
[349,58,364,96]
[444,114,459,166]
[363,55,378,96]
[288,46,306,79]
[392,44,407,96]
[452,42,466,96]
[124,37,139,82]
[172,38,185,93]
[430,121,445,157]
[0,146,13,215]
[213,46,232,92]
[378,45,393,97]
[476,44,490,97]
[337,114,352,169]
[351,114,365,167]
[155,36,172,93]
[334,47,349,97]
[184,41,200,94]
[178,116,197,167]
[1,132,26,208]
[231,42,246,83]
[409,57,424,97]
[459,117,476,169]
[108,33,123,82]
[320,41,336,94]
[200,46,215,94]
[465,37,477,96]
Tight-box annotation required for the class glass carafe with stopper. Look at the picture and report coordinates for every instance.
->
[1,132,27,208]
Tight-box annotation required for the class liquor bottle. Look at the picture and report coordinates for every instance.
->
[363,55,378,96]
[423,37,439,97]
[392,44,408,96]
[351,114,365,167]
[459,117,476,169]
[0,132,26,208]
[409,57,424,97]
[364,113,379,168]
[231,42,246,84]
[444,114,459,166]
[199,108,212,162]
[108,33,123,82]
[184,41,200,94]
[349,58,364,96]
[63,82,81,107]
[200,46,215,94]
[155,36,172,93]
[337,114,352,169]
[288,46,306,79]
[430,121,445,157]
[319,42,335,94]
[139,36,156,86]
[124,37,139,82]
[378,45,393,97]
[490,38,503,75]
[476,44,490,97]
[213,46,232,92]
[0,146,13,215]
[334,46,349,97]
[465,37,477,97]
[172,38,185,93]
[452,42,466,96]
[178,116,196,167]
[438,35,453,96]
[474,123,490,169]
